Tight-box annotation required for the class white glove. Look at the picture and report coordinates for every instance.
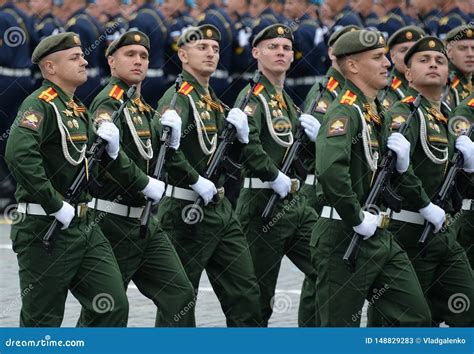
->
[456,135,474,173]
[387,132,411,173]
[226,108,249,144]
[238,28,251,47]
[97,121,120,159]
[141,176,165,203]
[51,201,75,230]
[190,176,217,206]
[161,109,182,150]
[353,211,378,240]
[299,114,321,142]
[269,171,291,199]
[419,202,445,233]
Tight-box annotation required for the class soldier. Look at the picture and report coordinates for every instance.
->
[451,92,474,269]
[284,0,322,106]
[382,36,474,326]
[129,0,169,106]
[437,0,470,40]
[444,25,474,110]
[161,0,196,87]
[249,0,286,40]
[196,0,236,105]
[63,0,105,106]
[313,29,431,326]
[96,0,128,45]
[377,0,413,40]
[234,24,320,326]
[350,0,379,28]
[315,0,362,79]
[30,0,64,39]
[301,25,359,215]
[5,33,129,326]
[84,30,196,326]
[411,0,440,36]
[0,0,36,208]
[382,25,425,109]
[156,25,262,326]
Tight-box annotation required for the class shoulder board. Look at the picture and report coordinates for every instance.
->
[439,16,449,25]
[178,81,194,96]
[451,76,460,89]
[381,15,389,23]
[467,98,474,107]
[67,17,77,27]
[197,13,206,22]
[253,83,265,96]
[327,76,339,92]
[401,95,415,104]
[391,76,402,90]
[38,87,58,102]
[339,90,357,105]
[108,85,125,101]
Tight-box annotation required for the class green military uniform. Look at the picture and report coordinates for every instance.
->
[155,26,262,327]
[382,26,425,110]
[5,33,129,327]
[312,30,431,327]
[384,86,474,326]
[84,31,195,327]
[444,26,474,110]
[232,25,318,326]
[450,93,474,268]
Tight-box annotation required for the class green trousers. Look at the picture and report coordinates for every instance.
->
[236,189,318,327]
[381,220,474,326]
[455,210,474,269]
[83,211,196,327]
[11,211,129,327]
[311,217,431,327]
[158,196,262,326]
[300,183,323,215]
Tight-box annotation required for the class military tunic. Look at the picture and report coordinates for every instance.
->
[382,87,474,326]
[5,80,130,327]
[445,65,473,110]
[235,74,318,327]
[450,93,474,268]
[381,68,410,110]
[156,70,262,327]
[85,77,196,327]
[313,80,431,326]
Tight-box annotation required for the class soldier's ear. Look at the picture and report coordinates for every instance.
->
[252,47,259,60]
[107,55,115,69]
[178,48,188,63]
[405,68,412,83]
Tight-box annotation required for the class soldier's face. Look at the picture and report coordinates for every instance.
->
[406,51,448,88]
[284,0,306,19]
[108,45,149,85]
[350,0,371,14]
[390,42,415,74]
[353,48,391,90]
[253,38,294,74]
[249,0,266,17]
[45,47,88,86]
[448,40,474,76]
[180,40,220,77]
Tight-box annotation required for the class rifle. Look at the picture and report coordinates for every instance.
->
[440,71,454,107]
[418,123,473,255]
[261,76,329,220]
[183,70,261,224]
[42,85,137,253]
[139,75,183,238]
[343,94,422,272]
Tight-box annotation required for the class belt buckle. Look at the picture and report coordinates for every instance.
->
[77,203,88,218]
[212,187,225,203]
[290,179,300,194]
[379,213,390,229]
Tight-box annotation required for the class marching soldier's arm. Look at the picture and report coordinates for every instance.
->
[157,93,200,185]
[388,103,432,209]
[5,101,65,214]
[315,106,363,227]
[90,98,150,191]
[240,95,280,182]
